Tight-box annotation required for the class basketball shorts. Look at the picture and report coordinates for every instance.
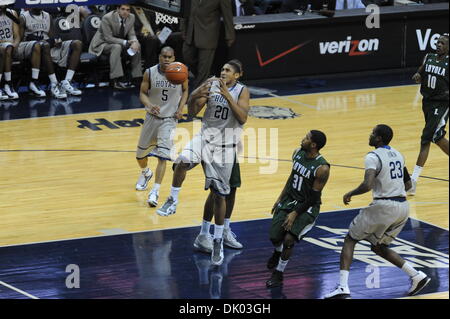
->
[50,40,73,68]
[269,194,319,243]
[229,157,241,189]
[176,134,236,196]
[348,199,409,246]
[136,113,177,161]
[421,100,449,144]
[16,41,37,60]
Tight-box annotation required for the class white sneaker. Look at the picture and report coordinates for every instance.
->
[61,80,82,96]
[50,83,67,99]
[4,84,19,99]
[156,196,177,216]
[408,271,431,296]
[0,89,8,101]
[324,285,351,299]
[147,190,159,207]
[28,82,46,97]
[135,168,153,191]
[407,179,417,196]
[211,238,224,266]
[193,233,213,253]
[223,228,243,249]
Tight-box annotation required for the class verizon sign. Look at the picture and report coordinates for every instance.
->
[416,29,442,51]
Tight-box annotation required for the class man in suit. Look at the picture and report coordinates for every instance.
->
[89,4,142,89]
[181,0,235,90]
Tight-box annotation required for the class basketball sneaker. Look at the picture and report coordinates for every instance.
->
[157,196,177,216]
[194,233,213,253]
[267,250,281,270]
[408,271,431,296]
[50,83,67,99]
[0,89,8,101]
[323,285,351,299]
[407,179,417,196]
[135,168,153,191]
[223,228,243,249]
[211,238,224,266]
[29,81,46,98]
[266,270,284,288]
[61,80,82,96]
[4,84,19,100]
[147,190,159,207]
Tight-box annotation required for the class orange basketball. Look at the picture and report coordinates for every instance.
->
[165,62,188,85]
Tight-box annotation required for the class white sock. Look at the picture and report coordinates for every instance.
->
[401,262,418,278]
[170,186,181,202]
[200,220,211,235]
[224,218,231,230]
[65,69,75,82]
[4,72,11,82]
[276,259,288,272]
[411,165,423,182]
[31,68,40,80]
[275,244,283,252]
[339,270,349,289]
[152,183,161,193]
[213,224,224,240]
[49,74,58,84]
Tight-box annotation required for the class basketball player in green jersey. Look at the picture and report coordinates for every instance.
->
[409,34,449,195]
[266,130,330,288]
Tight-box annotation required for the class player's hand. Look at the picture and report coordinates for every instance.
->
[412,73,421,84]
[282,211,298,231]
[54,38,62,48]
[174,109,183,120]
[218,79,232,100]
[343,192,352,205]
[146,105,160,116]
[271,202,278,215]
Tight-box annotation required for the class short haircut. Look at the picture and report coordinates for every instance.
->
[374,124,393,145]
[310,130,327,150]
[227,59,243,75]
[160,46,174,56]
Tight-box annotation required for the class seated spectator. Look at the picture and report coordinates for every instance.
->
[89,4,142,90]
[335,0,365,9]
[232,0,260,16]
[131,5,183,70]
[18,7,83,98]
[0,5,20,100]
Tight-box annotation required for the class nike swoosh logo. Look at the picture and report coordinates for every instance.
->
[256,41,310,67]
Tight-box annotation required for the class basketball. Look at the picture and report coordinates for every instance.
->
[165,62,188,85]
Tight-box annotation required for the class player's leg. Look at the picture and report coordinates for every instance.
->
[436,136,449,155]
[147,157,166,207]
[211,190,227,266]
[157,135,201,216]
[135,113,157,191]
[3,45,18,99]
[61,40,82,96]
[0,46,6,100]
[193,192,214,253]
[41,41,66,99]
[27,42,46,97]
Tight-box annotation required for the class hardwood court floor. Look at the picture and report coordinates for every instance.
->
[0,84,448,299]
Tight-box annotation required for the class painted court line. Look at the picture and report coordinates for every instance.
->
[0,281,39,299]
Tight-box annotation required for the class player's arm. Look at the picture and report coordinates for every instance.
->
[175,79,189,119]
[403,166,412,192]
[343,169,376,205]
[139,70,159,115]
[283,164,330,231]
[412,54,427,84]
[187,80,211,117]
[19,15,25,41]
[219,81,250,125]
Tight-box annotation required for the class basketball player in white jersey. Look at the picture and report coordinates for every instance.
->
[19,8,83,98]
[135,46,188,207]
[0,5,20,100]
[325,124,431,299]
[157,59,250,266]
